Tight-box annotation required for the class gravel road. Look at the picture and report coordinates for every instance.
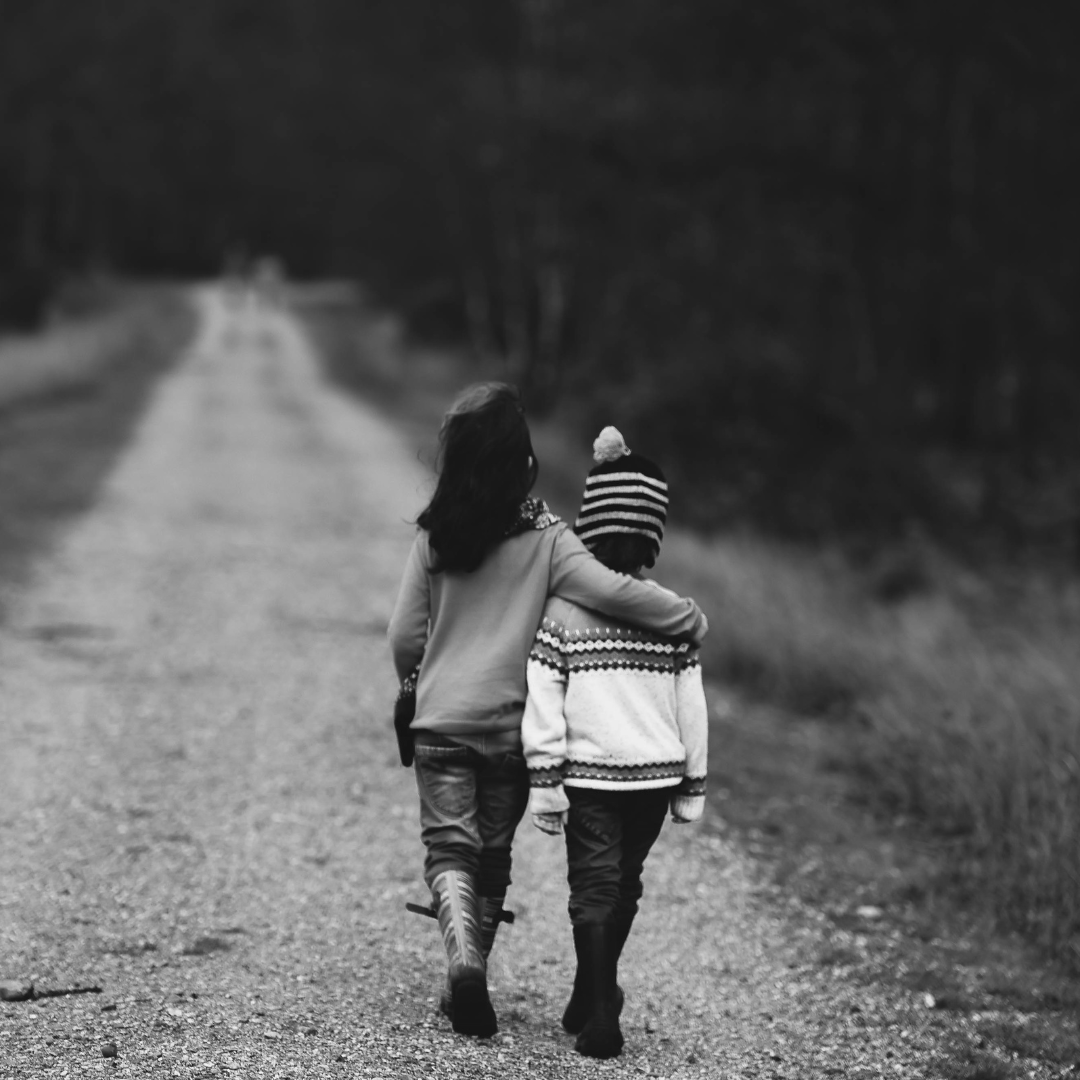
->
[0,290,1023,1079]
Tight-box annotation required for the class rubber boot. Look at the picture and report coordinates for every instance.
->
[479,894,506,959]
[440,893,505,1019]
[562,918,630,1034]
[431,870,497,1037]
[575,922,624,1058]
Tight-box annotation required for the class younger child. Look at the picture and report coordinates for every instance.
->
[522,427,709,1059]
[388,388,708,1039]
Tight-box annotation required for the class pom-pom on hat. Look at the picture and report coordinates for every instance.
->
[574,426,668,557]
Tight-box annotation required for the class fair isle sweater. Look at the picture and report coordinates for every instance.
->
[522,585,709,819]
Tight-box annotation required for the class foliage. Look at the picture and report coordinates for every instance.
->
[1,0,1077,550]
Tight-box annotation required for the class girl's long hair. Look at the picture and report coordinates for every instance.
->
[418,382,539,573]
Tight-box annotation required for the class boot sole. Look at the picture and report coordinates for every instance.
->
[450,973,498,1038]
[575,1019,624,1060]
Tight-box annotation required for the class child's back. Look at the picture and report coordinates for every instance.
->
[526,591,706,799]
[389,511,705,737]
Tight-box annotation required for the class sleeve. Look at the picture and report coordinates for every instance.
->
[671,648,708,820]
[521,613,570,811]
[386,535,431,683]
[548,527,708,645]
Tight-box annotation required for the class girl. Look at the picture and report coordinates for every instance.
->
[522,427,709,1059]
[387,386,707,1038]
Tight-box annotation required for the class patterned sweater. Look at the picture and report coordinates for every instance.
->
[522,584,708,821]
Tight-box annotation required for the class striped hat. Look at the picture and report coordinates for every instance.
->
[574,427,668,556]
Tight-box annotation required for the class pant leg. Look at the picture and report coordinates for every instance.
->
[413,733,483,888]
[474,744,530,897]
[614,788,670,924]
[564,788,624,926]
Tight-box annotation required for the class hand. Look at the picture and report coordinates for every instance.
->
[533,810,567,835]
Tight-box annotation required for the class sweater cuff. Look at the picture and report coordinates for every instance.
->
[528,765,564,789]
[670,794,705,822]
[530,785,570,816]
[676,775,707,798]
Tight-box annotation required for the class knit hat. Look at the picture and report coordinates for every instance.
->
[574,427,668,557]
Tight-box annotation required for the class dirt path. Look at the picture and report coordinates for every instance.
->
[0,290,995,1079]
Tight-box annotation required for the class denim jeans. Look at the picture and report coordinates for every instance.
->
[413,731,530,895]
[564,787,670,926]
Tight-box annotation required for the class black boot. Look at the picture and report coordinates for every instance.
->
[562,918,630,1034]
[479,894,506,959]
[574,922,624,1059]
[561,925,592,1034]
[431,870,497,1037]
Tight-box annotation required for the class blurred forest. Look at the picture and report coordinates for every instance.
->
[2,0,1077,557]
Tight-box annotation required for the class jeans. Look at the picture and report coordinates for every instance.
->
[413,731,530,896]
[564,787,670,926]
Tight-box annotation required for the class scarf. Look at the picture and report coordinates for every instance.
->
[505,497,561,537]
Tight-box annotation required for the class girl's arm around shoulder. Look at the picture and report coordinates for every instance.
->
[387,533,431,682]
[547,525,708,645]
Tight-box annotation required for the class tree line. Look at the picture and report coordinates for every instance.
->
[2,0,1076,555]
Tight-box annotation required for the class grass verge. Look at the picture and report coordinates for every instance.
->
[0,284,195,602]
[653,531,1080,956]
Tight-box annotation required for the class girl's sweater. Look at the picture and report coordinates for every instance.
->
[522,588,709,820]
[387,518,707,738]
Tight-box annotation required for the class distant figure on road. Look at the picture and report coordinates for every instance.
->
[522,427,709,1060]
[251,256,285,308]
[387,384,708,1040]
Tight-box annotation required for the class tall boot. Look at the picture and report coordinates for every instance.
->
[562,917,630,1034]
[440,893,505,1019]
[612,914,634,962]
[478,894,506,959]
[431,870,497,1037]
[574,922,624,1059]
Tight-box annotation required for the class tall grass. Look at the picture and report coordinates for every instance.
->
[0,302,141,408]
[0,286,193,594]
[658,530,1080,962]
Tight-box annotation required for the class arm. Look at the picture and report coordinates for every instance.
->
[549,527,708,645]
[386,535,431,682]
[522,617,571,832]
[671,651,708,823]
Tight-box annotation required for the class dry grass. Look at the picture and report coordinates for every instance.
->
[656,529,1080,963]
[0,303,141,409]
[0,285,194,597]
